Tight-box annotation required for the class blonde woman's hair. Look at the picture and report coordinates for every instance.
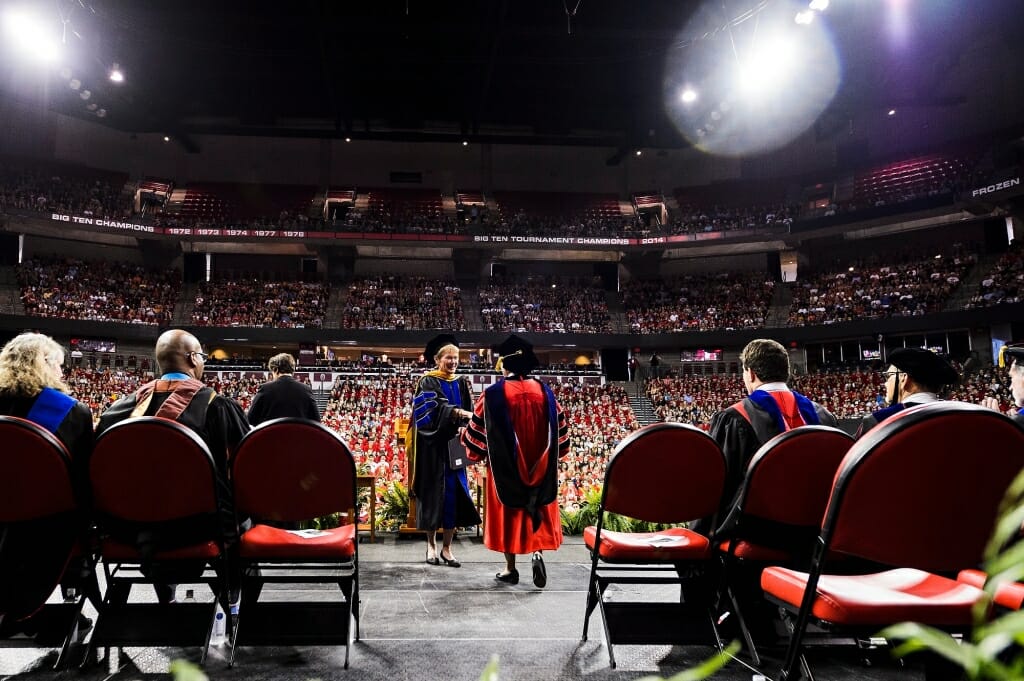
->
[0,332,68,395]
[434,343,459,363]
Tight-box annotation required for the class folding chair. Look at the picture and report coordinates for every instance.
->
[88,417,229,665]
[957,569,1024,612]
[581,422,727,668]
[0,416,91,669]
[760,402,1024,680]
[229,418,359,668]
[716,426,853,664]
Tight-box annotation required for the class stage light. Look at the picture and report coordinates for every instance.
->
[344,137,351,143]
[69,78,81,90]
[888,109,896,116]
[86,102,97,111]
[163,135,170,142]
[3,8,60,64]
[96,109,106,118]
[663,0,840,157]
[462,140,469,146]
[809,0,829,11]
[795,10,814,24]
[737,38,797,97]
[680,88,698,104]
[635,150,643,157]
[79,90,91,100]
[109,64,124,83]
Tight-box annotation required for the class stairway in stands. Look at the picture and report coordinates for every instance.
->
[764,282,794,328]
[627,388,659,426]
[323,280,347,329]
[459,285,482,331]
[0,267,25,316]
[942,252,1000,312]
[315,389,332,414]
[605,290,629,333]
[172,281,197,326]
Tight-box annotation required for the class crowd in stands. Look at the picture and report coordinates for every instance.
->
[17,257,181,325]
[478,276,611,333]
[552,383,639,509]
[339,276,465,330]
[65,367,147,423]
[192,279,328,328]
[966,245,1024,309]
[0,165,128,219]
[623,272,775,333]
[664,203,796,236]
[788,248,976,325]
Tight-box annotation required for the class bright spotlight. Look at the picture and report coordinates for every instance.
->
[109,64,124,83]
[3,8,60,64]
[680,88,698,104]
[663,0,840,157]
[737,39,797,97]
[795,10,814,25]
[808,0,829,11]
[635,150,643,157]
[462,140,469,146]
[163,135,170,142]
[888,109,897,116]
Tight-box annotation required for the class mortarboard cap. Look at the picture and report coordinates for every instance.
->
[492,334,540,375]
[424,334,458,361]
[887,348,959,389]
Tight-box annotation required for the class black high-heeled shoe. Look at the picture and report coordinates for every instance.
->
[439,548,461,568]
[425,549,440,566]
[495,568,519,584]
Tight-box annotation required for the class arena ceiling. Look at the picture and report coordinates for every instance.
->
[4,0,1024,149]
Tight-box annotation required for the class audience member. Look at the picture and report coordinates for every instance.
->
[247,353,320,425]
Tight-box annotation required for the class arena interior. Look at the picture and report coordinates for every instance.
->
[2,1,1024,679]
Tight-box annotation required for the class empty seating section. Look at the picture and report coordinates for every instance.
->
[192,278,328,328]
[455,190,485,205]
[478,275,611,333]
[17,257,181,325]
[788,249,976,325]
[851,151,977,206]
[339,275,464,330]
[623,272,775,333]
[174,183,317,224]
[966,245,1024,308]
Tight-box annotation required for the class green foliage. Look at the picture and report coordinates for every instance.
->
[880,466,1024,680]
[168,660,208,681]
[560,485,686,535]
[377,480,410,532]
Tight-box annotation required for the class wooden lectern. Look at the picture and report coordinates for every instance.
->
[395,416,421,533]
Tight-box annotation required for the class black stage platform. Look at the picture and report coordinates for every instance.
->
[1,535,928,681]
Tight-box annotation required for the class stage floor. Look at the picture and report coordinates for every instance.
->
[1,534,929,681]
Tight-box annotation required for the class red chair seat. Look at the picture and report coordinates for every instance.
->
[101,539,221,561]
[583,526,710,562]
[239,524,356,560]
[718,538,790,562]
[958,569,1024,611]
[762,567,983,626]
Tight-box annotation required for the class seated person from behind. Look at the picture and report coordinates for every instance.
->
[96,329,250,603]
[247,352,320,426]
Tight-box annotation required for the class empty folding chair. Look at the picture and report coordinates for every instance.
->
[581,422,727,668]
[229,418,359,668]
[760,402,1024,680]
[88,417,230,665]
[0,416,91,668]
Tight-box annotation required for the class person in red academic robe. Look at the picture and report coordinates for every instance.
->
[463,335,569,588]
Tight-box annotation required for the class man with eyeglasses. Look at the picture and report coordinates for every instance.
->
[981,343,1024,426]
[854,347,959,439]
[97,329,250,603]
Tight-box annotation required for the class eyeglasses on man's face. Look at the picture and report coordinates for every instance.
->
[880,370,899,380]
[188,351,209,362]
